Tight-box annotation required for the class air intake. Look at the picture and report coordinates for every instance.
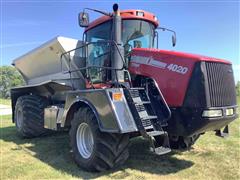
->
[205,62,236,107]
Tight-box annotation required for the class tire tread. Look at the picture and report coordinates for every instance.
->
[14,95,49,138]
[69,106,129,172]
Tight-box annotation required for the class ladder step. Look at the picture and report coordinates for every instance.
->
[130,87,145,90]
[132,97,142,103]
[135,101,151,105]
[147,130,165,137]
[141,115,158,120]
[135,104,145,112]
[138,111,148,118]
[144,125,154,130]
[142,120,152,127]
[153,146,171,155]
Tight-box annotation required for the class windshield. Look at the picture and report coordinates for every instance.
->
[122,20,155,49]
[86,21,112,42]
[86,19,155,47]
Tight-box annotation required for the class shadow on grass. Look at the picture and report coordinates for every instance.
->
[1,126,193,179]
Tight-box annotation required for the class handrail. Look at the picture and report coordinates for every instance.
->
[151,79,171,120]
[60,40,130,89]
[60,40,125,71]
[62,65,124,74]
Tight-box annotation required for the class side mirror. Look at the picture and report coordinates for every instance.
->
[78,12,89,27]
[172,34,176,47]
[157,27,177,47]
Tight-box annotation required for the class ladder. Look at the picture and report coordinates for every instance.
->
[124,88,171,155]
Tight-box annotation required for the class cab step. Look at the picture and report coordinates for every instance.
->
[124,88,171,155]
[147,130,171,155]
[141,115,158,121]
[147,130,164,137]
[151,146,171,155]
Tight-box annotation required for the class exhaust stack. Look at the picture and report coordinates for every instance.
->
[112,4,124,83]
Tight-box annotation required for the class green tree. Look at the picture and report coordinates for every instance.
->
[236,81,240,97]
[0,66,24,98]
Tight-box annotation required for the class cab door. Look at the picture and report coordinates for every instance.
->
[85,21,112,88]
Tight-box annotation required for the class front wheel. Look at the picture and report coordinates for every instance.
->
[69,107,129,172]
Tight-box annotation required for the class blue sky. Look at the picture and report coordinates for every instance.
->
[1,0,239,82]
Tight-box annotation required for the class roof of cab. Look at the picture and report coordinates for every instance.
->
[85,9,159,32]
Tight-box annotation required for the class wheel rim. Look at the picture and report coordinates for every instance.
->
[16,109,23,128]
[76,123,94,159]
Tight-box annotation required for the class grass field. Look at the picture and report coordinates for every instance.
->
[0,102,239,179]
[0,98,11,106]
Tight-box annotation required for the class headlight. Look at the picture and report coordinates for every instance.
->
[226,108,234,116]
[202,109,223,118]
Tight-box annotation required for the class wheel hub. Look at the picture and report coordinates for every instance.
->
[76,123,94,159]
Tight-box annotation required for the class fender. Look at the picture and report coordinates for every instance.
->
[61,88,138,133]
[62,97,120,133]
[10,81,71,122]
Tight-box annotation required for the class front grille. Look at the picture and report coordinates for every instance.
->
[205,62,236,107]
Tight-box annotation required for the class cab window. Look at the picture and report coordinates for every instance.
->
[85,21,112,83]
[122,20,154,56]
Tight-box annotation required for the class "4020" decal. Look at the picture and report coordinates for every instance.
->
[167,64,188,74]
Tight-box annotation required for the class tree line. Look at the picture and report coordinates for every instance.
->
[0,66,25,98]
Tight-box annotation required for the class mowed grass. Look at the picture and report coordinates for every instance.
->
[0,108,239,179]
[0,98,11,106]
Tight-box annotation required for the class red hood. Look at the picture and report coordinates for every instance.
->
[129,48,232,107]
[133,48,232,64]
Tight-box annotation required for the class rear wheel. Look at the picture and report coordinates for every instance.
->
[69,107,129,172]
[14,95,49,138]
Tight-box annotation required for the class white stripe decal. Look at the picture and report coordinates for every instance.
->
[131,55,167,69]
[130,55,189,75]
